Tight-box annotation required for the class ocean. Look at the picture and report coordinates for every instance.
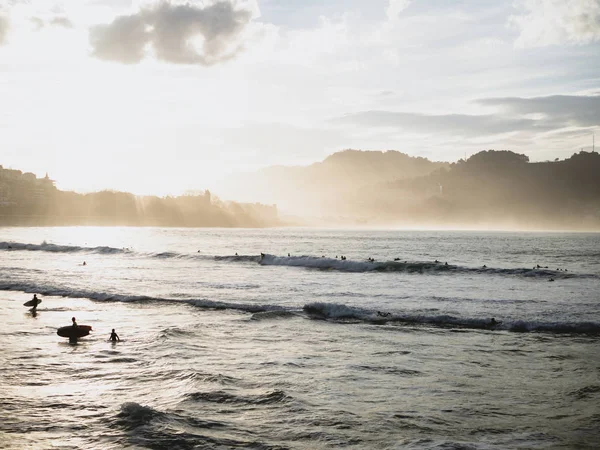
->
[1,227,599,449]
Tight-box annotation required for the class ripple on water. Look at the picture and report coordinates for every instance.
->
[570,385,600,400]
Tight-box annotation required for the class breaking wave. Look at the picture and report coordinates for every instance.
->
[258,254,593,279]
[0,241,126,254]
[3,241,593,280]
[302,302,600,335]
[1,279,598,336]
[1,241,261,262]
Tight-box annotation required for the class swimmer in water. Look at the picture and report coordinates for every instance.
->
[109,329,120,342]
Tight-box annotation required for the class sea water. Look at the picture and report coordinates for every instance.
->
[0,227,599,449]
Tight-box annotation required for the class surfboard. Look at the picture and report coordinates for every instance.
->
[23,298,41,307]
[57,325,92,338]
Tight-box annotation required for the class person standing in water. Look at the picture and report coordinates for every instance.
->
[109,329,120,342]
[69,317,78,343]
[31,294,39,312]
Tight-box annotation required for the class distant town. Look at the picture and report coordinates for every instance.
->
[0,165,279,227]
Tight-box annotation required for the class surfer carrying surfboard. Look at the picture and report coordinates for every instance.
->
[70,317,78,343]
[31,294,39,311]
[23,294,41,311]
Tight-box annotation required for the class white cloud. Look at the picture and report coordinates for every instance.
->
[478,94,600,127]
[0,15,8,45]
[90,1,256,65]
[386,0,411,20]
[511,0,600,47]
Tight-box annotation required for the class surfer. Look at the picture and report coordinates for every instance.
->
[31,294,39,311]
[70,317,78,343]
[109,329,120,342]
[83,261,87,266]
[489,318,501,328]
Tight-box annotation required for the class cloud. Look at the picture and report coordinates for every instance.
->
[50,16,74,28]
[0,15,8,45]
[511,0,600,47]
[386,0,411,20]
[29,15,74,30]
[30,16,44,30]
[90,1,254,65]
[330,94,600,146]
[330,110,544,137]
[90,13,148,63]
[478,94,600,127]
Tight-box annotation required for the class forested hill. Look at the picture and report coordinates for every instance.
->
[0,166,279,227]
[220,149,600,230]
[357,150,600,229]
[3,149,599,230]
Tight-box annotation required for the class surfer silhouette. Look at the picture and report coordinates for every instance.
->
[489,318,502,328]
[70,317,78,343]
[109,329,120,342]
[31,294,39,311]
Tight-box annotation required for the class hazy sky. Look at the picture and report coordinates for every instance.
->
[1,0,599,195]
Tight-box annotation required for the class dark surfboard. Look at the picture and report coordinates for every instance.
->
[24,299,42,307]
[57,325,92,338]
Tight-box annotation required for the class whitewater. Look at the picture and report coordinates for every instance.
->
[1,227,599,449]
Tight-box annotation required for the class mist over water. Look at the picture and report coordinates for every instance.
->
[1,227,599,449]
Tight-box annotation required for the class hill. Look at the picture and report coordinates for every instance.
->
[0,165,279,227]
[218,150,448,216]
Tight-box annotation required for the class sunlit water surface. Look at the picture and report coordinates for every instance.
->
[1,227,599,449]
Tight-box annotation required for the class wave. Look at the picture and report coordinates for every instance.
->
[114,402,280,449]
[302,302,600,335]
[1,241,263,263]
[1,241,127,254]
[0,280,285,315]
[258,254,595,279]
[185,389,290,406]
[3,240,594,280]
[2,281,599,336]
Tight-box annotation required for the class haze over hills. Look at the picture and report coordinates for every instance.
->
[218,150,448,217]
[2,148,600,230]
[220,149,600,230]
[0,165,279,227]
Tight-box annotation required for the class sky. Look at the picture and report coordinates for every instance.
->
[0,0,599,196]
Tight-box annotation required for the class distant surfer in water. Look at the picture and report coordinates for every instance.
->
[72,317,78,327]
[489,318,502,328]
[109,329,120,342]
